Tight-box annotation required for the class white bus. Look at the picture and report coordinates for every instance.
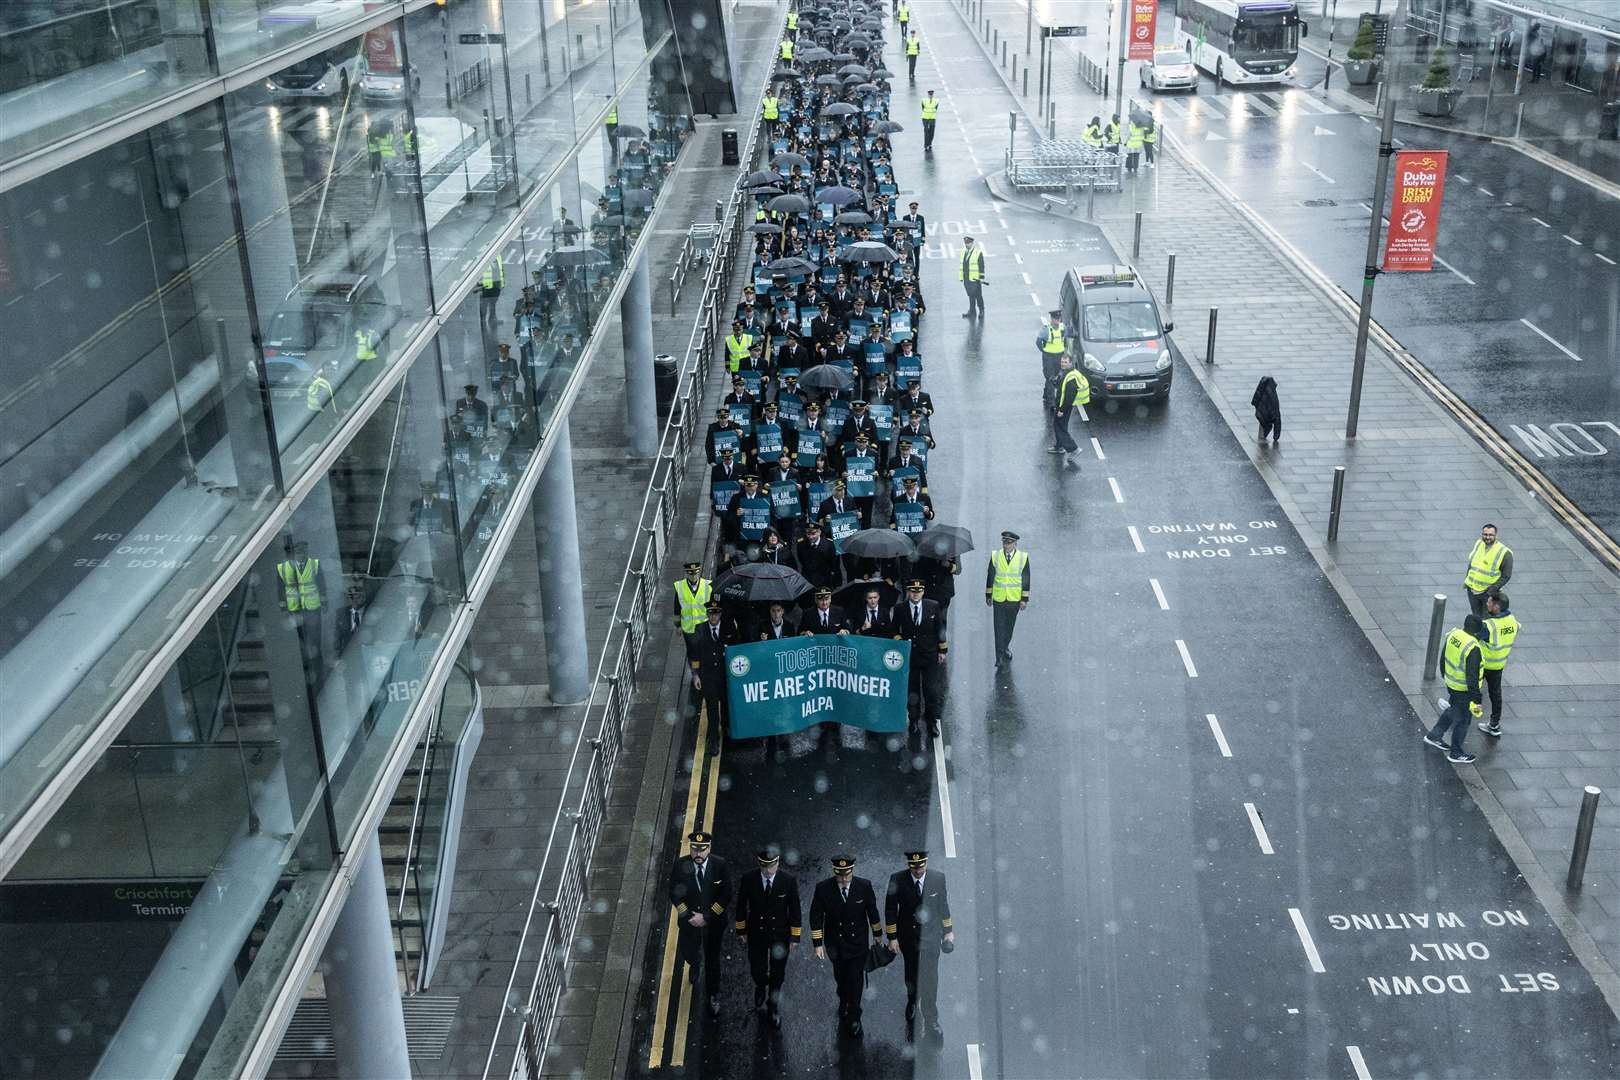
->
[1173,0,1307,86]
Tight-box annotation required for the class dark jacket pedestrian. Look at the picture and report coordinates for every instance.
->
[810,858,883,1036]
[734,849,801,1021]
[884,854,954,1034]
[668,833,731,1010]
[1251,376,1281,443]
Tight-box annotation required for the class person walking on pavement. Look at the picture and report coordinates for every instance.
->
[897,0,911,31]
[1250,375,1281,444]
[906,31,921,82]
[1424,614,1486,764]
[688,602,736,754]
[1463,523,1513,618]
[885,851,954,1041]
[669,831,732,1016]
[1051,353,1089,465]
[959,235,987,319]
[986,530,1030,666]
[672,561,712,634]
[1143,116,1158,167]
[893,580,947,737]
[1478,590,1519,739]
[1037,308,1068,408]
[1103,114,1122,153]
[810,854,883,1039]
[921,90,939,152]
[734,845,801,1028]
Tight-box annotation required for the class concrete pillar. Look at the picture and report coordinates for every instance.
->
[532,417,590,703]
[320,834,411,1080]
[620,250,659,458]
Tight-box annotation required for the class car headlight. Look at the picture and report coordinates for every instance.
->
[1082,353,1104,373]
[315,79,329,91]
[1156,350,1171,371]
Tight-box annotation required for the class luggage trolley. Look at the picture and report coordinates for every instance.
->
[686,222,721,269]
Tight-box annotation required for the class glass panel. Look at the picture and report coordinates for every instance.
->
[0,100,280,841]
[225,20,435,482]
[209,0,376,73]
[402,4,522,298]
[0,0,213,161]
[505,0,578,195]
[563,0,619,127]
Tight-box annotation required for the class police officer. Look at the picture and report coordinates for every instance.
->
[688,602,736,753]
[893,580,947,737]
[1478,590,1520,739]
[986,530,1030,666]
[1036,308,1068,407]
[810,854,883,1038]
[921,90,940,152]
[905,30,921,82]
[673,561,712,634]
[668,831,732,1016]
[1463,523,1513,618]
[959,235,986,319]
[735,845,801,1026]
[1051,353,1090,464]
[884,851,954,1040]
[1424,614,1485,765]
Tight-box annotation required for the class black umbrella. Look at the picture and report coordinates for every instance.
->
[842,530,915,559]
[838,240,899,263]
[870,66,895,79]
[746,184,785,196]
[866,939,899,972]
[741,169,781,187]
[833,578,902,612]
[815,73,844,86]
[771,67,803,80]
[714,562,812,603]
[872,119,904,133]
[610,123,647,139]
[841,73,867,85]
[767,193,811,214]
[852,82,881,94]
[831,51,858,62]
[800,46,834,62]
[747,222,784,234]
[815,184,861,204]
[846,34,874,48]
[766,256,819,276]
[772,151,811,169]
[549,245,611,267]
[820,102,859,118]
[914,524,975,560]
[798,364,854,392]
[838,63,871,76]
[835,210,873,225]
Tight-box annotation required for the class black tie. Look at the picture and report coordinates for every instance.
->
[913,604,921,623]
[917,878,923,898]
[841,885,848,902]
[696,862,705,888]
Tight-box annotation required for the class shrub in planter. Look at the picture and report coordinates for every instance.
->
[1411,47,1460,116]
[1344,20,1380,84]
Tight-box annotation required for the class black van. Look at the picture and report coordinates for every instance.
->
[1058,265,1174,404]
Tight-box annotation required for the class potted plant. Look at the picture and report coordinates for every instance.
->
[1344,21,1380,85]
[1411,47,1461,117]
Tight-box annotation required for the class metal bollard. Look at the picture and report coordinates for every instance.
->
[1567,786,1602,889]
[1132,211,1142,259]
[1166,251,1176,310]
[525,72,532,102]
[343,221,355,270]
[1086,182,1096,221]
[576,33,584,60]
[1003,41,1009,70]
[1023,67,1029,96]
[1204,307,1218,364]
[1422,594,1448,682]
[1327,466,1346,542]
[1514,101,1525,139]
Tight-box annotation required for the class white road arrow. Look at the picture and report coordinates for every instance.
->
[1312,125,1336,135]
[1205,131,1227,141]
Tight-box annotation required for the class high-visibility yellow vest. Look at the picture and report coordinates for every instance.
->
[378,134,397,159]
[1126,124,1145,150]
[675,578,713,633]
[724,333,753,371]
[606,107,618,125]
[1057,368,1091,408]
[1082,124,1102,147]
[906,38,919,56]
[1143,125,1158,145]
[920,97,939,120]
[355,329,378,360]
[481,255,505,290]
[1103,122,1120,146]
[1463,539,1510,594]
[898,3,911,22]
[763,95,779,120]
[780,39,794,60]
[306,374,335,413]
[1041,326,1066,353]
[277,558,321,612]
[786,12,798,29]
[959,246,984,281]
[368,130,387,153]
[990,549,1028,601]
[400,129,415,155]
[1442,629,1480,692]
[1479,613,1519,671]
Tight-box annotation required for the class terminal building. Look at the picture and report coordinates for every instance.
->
[0,0,742,1075]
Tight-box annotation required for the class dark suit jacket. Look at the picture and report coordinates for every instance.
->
[734,869,803,944]
[810,875,882,961]
[796,538,841,587]
[795,604,847,635]
[848,606,893,637]
[891,597,947,664]
[884,869,953,946]
[817,496,861,526]
[686,619,736,679]
[670,854,733,930]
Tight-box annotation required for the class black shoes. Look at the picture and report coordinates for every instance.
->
[1479,721,1503,738]
[928,718,940,737]
[847,1019,864,1039]
[1422,733,1448,751]
[755,987,768,1013]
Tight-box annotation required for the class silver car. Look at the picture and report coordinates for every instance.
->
[1141,48,1199,92]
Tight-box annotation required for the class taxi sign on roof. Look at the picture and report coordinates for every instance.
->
[1080,272,1137,286]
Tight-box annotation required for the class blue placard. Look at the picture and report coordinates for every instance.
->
[795,429,824,469]
[890,311,912,341]
[823,399,850,431]
[736,495,772,540]
[711,428,741,463]
[893,501,926,534]
[739,369,764,397]
[753,422,785,458]
[869,403,894,440]
[808,481,831,514]
[889,464,920,497]
[844,454,877,497]
[828,511,860,554]
[712,479,741,512]
[777,394,804,428]
[770,482,801,520]
[894,353,922,388]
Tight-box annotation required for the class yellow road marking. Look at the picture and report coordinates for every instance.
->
[670,978,695,1067]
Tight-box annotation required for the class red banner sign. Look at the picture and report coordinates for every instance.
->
[1128,0,1159,61]
[1383,150,1449,272]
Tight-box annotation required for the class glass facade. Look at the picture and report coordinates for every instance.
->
[0,1,689,1074]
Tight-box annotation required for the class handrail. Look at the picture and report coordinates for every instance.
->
[479,14,784,1079]
[392,689,445,995]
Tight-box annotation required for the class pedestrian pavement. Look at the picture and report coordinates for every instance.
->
[957,0,1620,1011]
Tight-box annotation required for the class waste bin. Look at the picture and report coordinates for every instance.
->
[721,128,739,166]
[654,353,679,414]
[1601,101,1620,141]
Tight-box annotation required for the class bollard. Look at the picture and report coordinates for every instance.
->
[1086,182,1096,221]
[1166,251,1176,311]
[1327,466,1346,542]
[1132,211,1142,259]
[1023,67,1029,96]
[595,24,602,49]
[576,33,584,60]
[1204,307,1218,364]
[1514,101,1525,139]
[1012,55,1017,81]
[343,221,355,270]
[1567,786,1602,889]
[1422,594,1448,682]
[525,72,532,102]
[1003,41,1009,70]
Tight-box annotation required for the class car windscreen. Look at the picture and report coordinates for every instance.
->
[265,307,315,348]
[1157,50,1190,65]
[1083,301,1159,342]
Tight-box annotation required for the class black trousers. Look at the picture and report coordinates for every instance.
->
[992,600,1020,659]
[1258,417,1281,441]
[1041,351,1061,405]
[1053,405,1078,452]
[679,920,724,995]
[748,938,791,1007]
[962,280,984,317]
[1483,666,1505,724]
[1466,589,1489,619]
[901,938,941,1023]
[908,54,917,80]
[694,677,729,743]
[922,118,936,150]
[831,953,866,1020]
[908,661,946,724]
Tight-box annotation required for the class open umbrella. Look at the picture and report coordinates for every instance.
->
[835,210,873,225]
[815,73,843,86]
[741,169,781,188]
[871,119,904,133]
[870,66,895,79]
[747,222,783,234]
[838,240,899,263]
[841,73,867,85]
[815,184,860,205]
[830,52,858,62]
[772,151,811,170]
[766,256,819,276]
[820,102,859,117]
[799,46,834,62]
[852,82,880,94]
[914,524,975,560]
[797,364,854,392]
[767,193,811,214]
[610,123,647,139]
[771,67,803,80]
[714,562,811,603]
[838,63,871,76]
[745,184,785,197]
[842,530,915,559]
[846,34,874,48]
[549,245,611,267]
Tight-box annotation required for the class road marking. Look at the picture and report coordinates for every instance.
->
[933,735,958,859]
[166,587,202,621]
[1128,525,1144,553]
[1077,404,1089,422]
[1346,1045,1373,1080]
[1021,271,1032,284]
[1456,175,1471,184]
[213,533,240,563]
[1174,639,1198,678]
[1206,714,1232,757]
[1597,252,1617,266]
[1432,253,1475,285]
[1288,907,1327,972]
[1301,162,1336,184]
[967,1044,985,1080]
[1108,477,1124,503]
[1563,234,1582,246]
[1357,201,1373,213]
[1150,578,1169,610]
[1531,216,1552,229]
[1520,318,1584,361]
[1013,252,1025,264]
[1244,802,1275,854]
[1478,186,1495,196]
[1030,292,1043,308]
[1005,234,1017,246]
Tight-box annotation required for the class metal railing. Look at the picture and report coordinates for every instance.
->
[392,695,446,995]
[1078,50,1108,95]
[480,26,780,1080]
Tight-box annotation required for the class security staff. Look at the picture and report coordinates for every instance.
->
[1142,116,1158,167]
[724,320,754,374]
[884,851,954,1040]
[276,541,325,680]
[893,580,947,737]
[1103,114,1121,151]
[1051,353,1090,463]
[959,235,986,319]
[810,854,883,1038]
[1478,590,1519,739]
[479,254,505,343]
[986,530,1030,666]
[906,31,920,82]
[920,90,939,152]
[673,561,713,633]
[897,1,911,29]
[1463,523,1513,618]
[762,89,780,138]
[668,831,732,1016]
[1036,308,1068,407]
[1125,119,1145,173]
[367,118,390,176]
[1424,614,1485,764]
[688,602,736,753]
[1082,115,1104,148]
[780,36,794,62]
[786,9,798,35]
[735,845,801,1026]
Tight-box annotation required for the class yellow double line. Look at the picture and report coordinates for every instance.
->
[646,703,723,1070]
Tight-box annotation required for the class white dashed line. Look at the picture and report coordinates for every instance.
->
[1127,525,1144,553]
[1206,714,1232,757]
[1030,293,1043,308]
[1520,318,1584,361]
[966,1044,985,1080]
[1013,252,1024,264]
[1244,802,1275,854]
[1478,186,1495,196]
[1563,234,1582,246]
[1021,271,1032,284]
[1302,162,1335,184]
[1090,436,1105,460]
[1005,234,1017,246]
[1107,477,1123,502]
[1531,216,1552,229]
[1174,639,1197,678]
[1346,1045,1373,1080]
[1288,907,1327,972]
[1456,175,1471,184]
[1150,578,1169,610]
[933,736,958,858]
[1596,252,1617,266]
[1432,253,1475,285]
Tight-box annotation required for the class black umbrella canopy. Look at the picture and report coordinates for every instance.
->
[799,46,834,62]
[838,240,899,263]
[842,529,915,559]
[610,123,646,139]
[870,66,895,79]
[815,184,861,205]
[797,364,854,391]
[772,151,811,170]
[814,73,843,86]
[549,245,612,267]
[913,525,975,560]
[747,222,784,234]
[835,210,873,225]
[846,34,874,48]
[766,256,819,276]
[746,184,785,197]
[841,73,867,85]
[741,169,781,188]
[820,102,859,117]
[838,63,870,76]
[714,562,812,603]
[771,66,803,80]
[767,193,811,213]
[852,82,880,94]
[871,119,904,133]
